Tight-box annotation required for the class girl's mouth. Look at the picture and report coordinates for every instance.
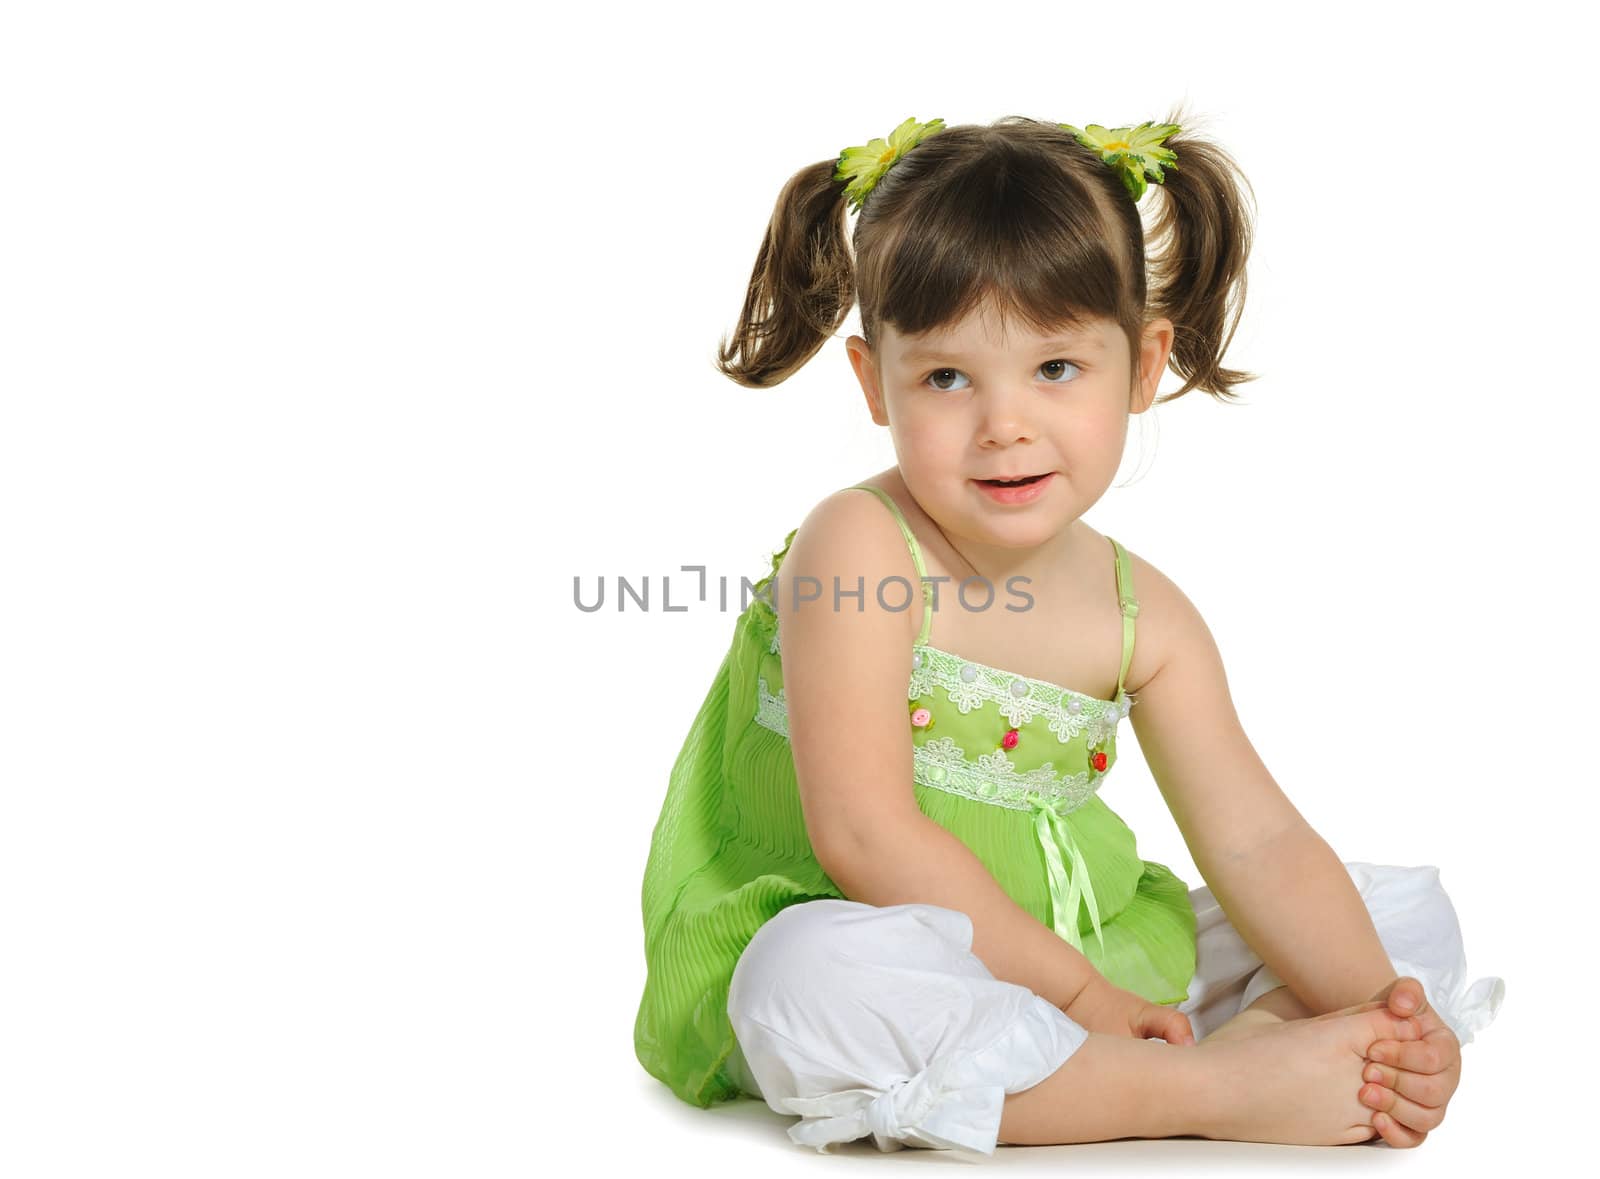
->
[979,474,1047,486]
[975,472,1054,503]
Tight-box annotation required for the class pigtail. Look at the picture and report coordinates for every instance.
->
[714,160,857,389]
[1144,107,1260,404]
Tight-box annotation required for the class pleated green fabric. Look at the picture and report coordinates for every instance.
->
[635,487,1197,1109]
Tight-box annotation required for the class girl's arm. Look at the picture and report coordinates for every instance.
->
[1126,557,1399,1013]
[778,490,1101,1014]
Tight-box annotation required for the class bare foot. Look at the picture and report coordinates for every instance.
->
[1190,1000,1422,1146]
[1206,993,1420,1044]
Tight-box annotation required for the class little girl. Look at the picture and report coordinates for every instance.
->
[633,109,1504,1157]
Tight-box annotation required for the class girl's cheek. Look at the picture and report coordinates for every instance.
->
[897,423,953,468]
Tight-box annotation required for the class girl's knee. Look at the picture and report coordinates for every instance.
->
[730,899,872,1014]
[732,898,977,1015]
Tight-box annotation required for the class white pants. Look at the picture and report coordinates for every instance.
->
[726,861,1505,1156]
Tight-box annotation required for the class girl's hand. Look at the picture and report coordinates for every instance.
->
[1360,976,1463,1147]
[1064,977,1196,1045]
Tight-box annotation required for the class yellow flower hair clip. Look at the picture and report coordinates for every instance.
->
[1058,121,1181,201]
[834,116,947,213]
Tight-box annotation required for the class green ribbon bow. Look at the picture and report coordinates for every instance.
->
[1024,789,1106,959]
[1058,121,1181,201]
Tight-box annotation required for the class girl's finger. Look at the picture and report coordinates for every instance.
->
[1364,1080,1446,1135]
[1152,1017,1188,1045]
[1361,1060,1449,1108]
[1385,977,1430,1019]
[1372,1110,1428,1149]
[1171,1013,1196,1045]
[1368,1037,1442,1075]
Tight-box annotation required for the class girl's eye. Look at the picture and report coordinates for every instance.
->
[1039,359,1081,384]
[922,360,1082,393]
[925,368,969,393]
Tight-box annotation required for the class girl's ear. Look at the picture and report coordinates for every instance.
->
[1133,318,1176,414]
[846,335,890,426]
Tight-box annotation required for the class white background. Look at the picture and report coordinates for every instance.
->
[2,1,1592,1175]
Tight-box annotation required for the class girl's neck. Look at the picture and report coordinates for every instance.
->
[944,523,1086,587]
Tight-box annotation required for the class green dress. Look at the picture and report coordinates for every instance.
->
[634,484,1197,1109]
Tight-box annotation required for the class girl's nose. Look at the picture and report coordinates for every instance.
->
[977,385,1036,446]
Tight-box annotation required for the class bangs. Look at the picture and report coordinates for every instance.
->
[855,123,1140,347]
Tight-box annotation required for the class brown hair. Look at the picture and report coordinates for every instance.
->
[714,102,1258,405]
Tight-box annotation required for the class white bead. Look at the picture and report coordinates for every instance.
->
[1010,678,1028,697]
[960,664,977,683]
[912,651,922,670]
[1067,698,1083,714]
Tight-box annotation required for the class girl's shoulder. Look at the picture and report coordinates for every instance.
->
[774,476,928,648]
[1110,542,1213,700]
[788,470,919,557]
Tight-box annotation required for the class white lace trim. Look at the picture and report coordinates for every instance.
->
[908,645,1132,744]
[912,735,1101,813]
[755,674,790,738]
[752,678,1108,814]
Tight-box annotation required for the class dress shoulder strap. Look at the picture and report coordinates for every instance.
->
[1107,536,1139,699]
[846,484,934,647]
